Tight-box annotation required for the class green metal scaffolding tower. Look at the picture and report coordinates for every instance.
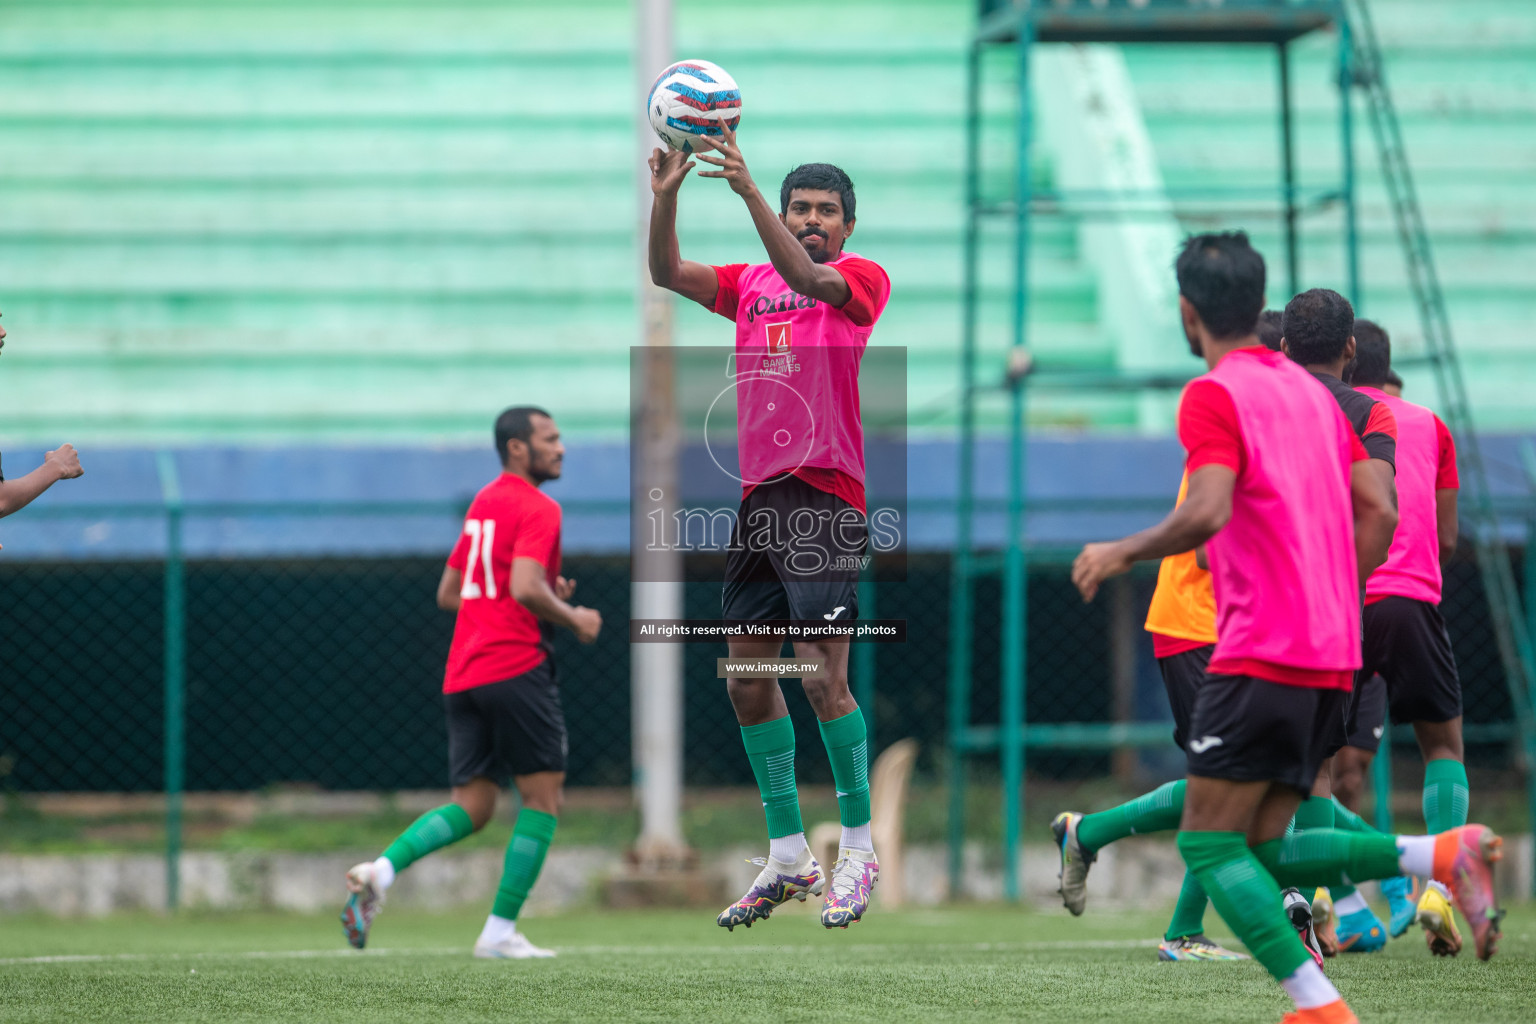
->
[946,0,1536,901]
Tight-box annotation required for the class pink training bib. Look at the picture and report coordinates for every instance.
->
[730,253,877,487]
[1202,348,1362,674]
[1358,387,1446,605]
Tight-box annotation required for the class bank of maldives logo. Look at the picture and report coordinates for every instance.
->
[765,321,792,354]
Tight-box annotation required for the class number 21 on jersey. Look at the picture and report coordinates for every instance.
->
[459,519,498,600]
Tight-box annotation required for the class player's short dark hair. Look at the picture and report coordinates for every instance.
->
[1385,368,1404,390]
[780,163,856,221]
[1282,288,1355,366]
[494,406,551,464]
[1350,318,1392,387]
[1174,231,1266,340]
[1256,309,1285,351]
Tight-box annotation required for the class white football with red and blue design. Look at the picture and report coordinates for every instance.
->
[648,60,742,155]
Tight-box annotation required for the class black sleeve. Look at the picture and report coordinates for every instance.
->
[1361,431,1395,469]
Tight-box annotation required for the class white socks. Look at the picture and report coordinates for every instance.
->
[767,826,875,864]
[1396,835,1437,879]
[1280,960,1341,1010]
[478,914,516,947]
[371,856,396,893]
[841,823,873,852]
[770,832,808,863]
[1333,891,1370,916]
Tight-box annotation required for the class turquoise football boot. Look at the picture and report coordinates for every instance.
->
[1381,875,1416,938]
[1336,905,1387,952]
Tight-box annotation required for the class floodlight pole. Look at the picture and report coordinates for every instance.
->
[157,450,186,912]
[998,10,1034,905]
[631,0,688,868]
[1278,41,1299,299]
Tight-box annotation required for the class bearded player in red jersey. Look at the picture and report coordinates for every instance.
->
[340,407,602,959]
[648,119,890,932]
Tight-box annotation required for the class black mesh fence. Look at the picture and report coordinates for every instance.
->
[0,508,1529,804]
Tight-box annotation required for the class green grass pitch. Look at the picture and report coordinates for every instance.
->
[2,903,1534,1023]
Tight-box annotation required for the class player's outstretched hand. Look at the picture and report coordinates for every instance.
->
[571,606,602,645]
[555,575,577,602]
[45,443,83,480]
[649,147,695,198]
[692,118,754,196]
[1071,541,1132,603]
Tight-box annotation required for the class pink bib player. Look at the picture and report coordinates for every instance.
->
[1201,348,1362,678]
[1358,387,1454,605]
[716,252,888,488]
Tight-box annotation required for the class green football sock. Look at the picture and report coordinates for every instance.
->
[1288,795,1340,893]
[1326,799,1378,901]
[1422,758,1469,832]
[1076,780,1185,853]
[741,715,804,839]
[1250,829,1402,890]
[818,709,871,828]
[1177,830,1309,981]
[381,803,475,872]
[1163,869,1211,942]
[1330,796,1380,834]
[1291,794,1335,832]
[491,808,557,920]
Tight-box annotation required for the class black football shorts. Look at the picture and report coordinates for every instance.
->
[1342,672,1388,754]
[1360,596,1463,726]
[722,473,865,624]
[1185,674,1353,795]
[1157,644,1214,752]
[445,657,567,784]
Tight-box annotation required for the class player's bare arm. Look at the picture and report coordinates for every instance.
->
[1366,457,1398,511]
[1072,464,1236,602]
[0,444,84,519]
[692,122,853,307]
[511,557,601,644]
[1435,488,1459,563]
[1350,458,1398,587]
[647,147,719,306]
[436,566,463,612]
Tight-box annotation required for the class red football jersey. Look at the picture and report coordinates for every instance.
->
[443,473,561,693]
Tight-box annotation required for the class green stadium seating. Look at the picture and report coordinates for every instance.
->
[0,0,1529,442]
[1121,0,1536,429]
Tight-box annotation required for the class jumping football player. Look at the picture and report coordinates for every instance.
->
[340,407,602,959]
[1065,232,1502,1024]
[0,312,85,537]
[1336,320,1470,955]
[648,120,890,930]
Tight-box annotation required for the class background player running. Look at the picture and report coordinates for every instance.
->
[648,120,890,931]
[1279,291,1404,955]
[1054,289,1400,964]
[340,407,602,960]
[1065,232,1502,1024]
[1339,320,1471,956]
